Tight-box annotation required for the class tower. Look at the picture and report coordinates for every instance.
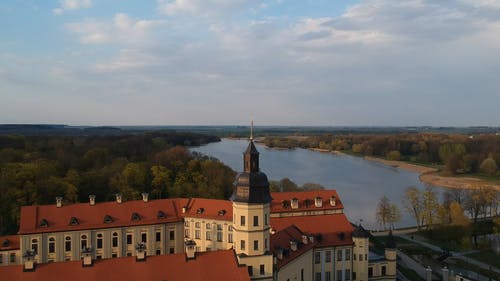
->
[352,225,370,281]
[230,124,273,280]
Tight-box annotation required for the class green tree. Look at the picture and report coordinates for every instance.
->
[150,165,172,199]
[479,157,498,176]
[386,150,401,161]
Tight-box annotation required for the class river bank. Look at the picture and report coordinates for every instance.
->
[364,156,500,191]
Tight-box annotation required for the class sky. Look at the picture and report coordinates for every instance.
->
[1,0,499,126]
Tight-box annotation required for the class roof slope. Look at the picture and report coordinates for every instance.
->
[270,190,343,213]
[0,250,250,281]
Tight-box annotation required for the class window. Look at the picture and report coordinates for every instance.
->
[0,254,3,264]
[195,222,200,228]
[156,249,161,255]
[315,272,322,281]
[264,214,268,225]
[126,234,133,245]
[353,253,356,260]
[184,229,190,237]
[156,231,161,242]
[31,239,38,253]
[184,220,189,227]
[110,232,118,248]
[254,240,259,251]
[253,216,259,226]
[195,230,200,239]
[111,253,118,258]
[81,235,87,250]
[65,236,71,252]
[337,249,343,261]
[346,249,351,260]
[368,267,373,278]
[97,234,103,249]
[381,266,386,276]
[248,266,253,276]
[314,251,321,264]
[365,254,367,260]
[206,223,211,229]
[325,250,331,262]
[241,216,245,226]
[141,233,147,243]
[353,272,357,280]
[48,237,55,253]
[228,233,233,243]
[206,231,212,240]
[346,269,351,281]
[260,264,265,275]
[359,254,362,261]
[326,271,331,281]
[265,238,268,250]
[169,230,175,240]
[337,270,342,281]
[10,253,16,263]
[301,269,304,281]
[217,224,223,242]
[240,240,245,250]
[169,247,175,254]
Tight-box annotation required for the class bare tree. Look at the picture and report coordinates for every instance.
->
[402,186,423,230]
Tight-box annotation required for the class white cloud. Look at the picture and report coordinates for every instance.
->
[66,13,165,45]
[157,0,255,16]
[53,0,92,15]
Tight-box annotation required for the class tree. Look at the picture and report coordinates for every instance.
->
[403,186,423,229]
[386,150,401,161]
[150,165,172,199]
[301,182,325,191]
[376,196,392,229]
[388,204,402,229]
[449,202,470,226]
[422,186,439,229]
[479,157,498,176]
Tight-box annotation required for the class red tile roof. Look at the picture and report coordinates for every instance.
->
[270,225,316,269]
[0,250,250,281]
[270,213,353,248]
[270,190,343,213]
[0,235,20,251]
[183,198,233,221]
[19,198,185,235]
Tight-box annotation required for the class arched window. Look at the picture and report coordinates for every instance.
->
[48,237,55,253]
[97,233,103,249]
[81,235,88,250]
[31,239,38,253]
[65,236,71,252]
[112,232,118,248]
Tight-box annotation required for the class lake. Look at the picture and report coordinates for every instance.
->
[191,138,439,229]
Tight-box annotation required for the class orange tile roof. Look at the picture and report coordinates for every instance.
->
[0,235,20,251]
[270,190,343,213]
[270,213,353,248]
[183,198,233,221]
[19,198,186,235]
[270,225,316,269]
[0,250,250,281]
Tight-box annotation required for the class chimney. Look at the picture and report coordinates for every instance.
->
[301,235,308,245]
[135,242,147,262]
[141,193,149,203]
[185,240,196,259]
[329,196,336,207]
[89,195,96,206]
[314,197,322,208]
[182,206,187,214]
[308,235,315,243]
[82,247,93,267]
[115,193,122,204]
[22,250,36,272]
[291,198,299,209]
[290,240,298,251]
[56,197,63,208]
[276,248,283,260]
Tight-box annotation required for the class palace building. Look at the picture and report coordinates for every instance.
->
[0,138,396,281]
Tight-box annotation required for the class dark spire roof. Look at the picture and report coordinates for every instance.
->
[245,141,259,155]
[352,224,370,238]
[385,230,397,249]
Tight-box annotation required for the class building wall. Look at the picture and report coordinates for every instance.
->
[352,237,369,281]
[183,217,233,252]
[276,249,313,281]
[313,246,353,281]
[0,249,20,266]
[238,253,274,281]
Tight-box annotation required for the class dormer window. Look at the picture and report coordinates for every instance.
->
[131,212,141,222]
[196,208,204,214]
[314,197,323,208]
[103,215,113,224]
[157,210,166,219]
[69,217,79,226]
[39,218,49,228]
[330,196,337,207]
[291,198,299,209]
[218,210,226,216]
[2,239,10,247]
[281,200,290,208]
[304,199,311,208]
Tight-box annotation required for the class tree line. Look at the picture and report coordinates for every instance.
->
[264,134,499,176]
[0,133,234,235]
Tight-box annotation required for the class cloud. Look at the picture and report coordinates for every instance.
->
[65,13,165,44]
[53,0,92,15]
[157,0,255,16]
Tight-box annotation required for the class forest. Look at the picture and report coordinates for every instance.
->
[0,132,234,235]
[263,134,500,177]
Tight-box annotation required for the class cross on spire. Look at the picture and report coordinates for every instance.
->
[250,120,254,141]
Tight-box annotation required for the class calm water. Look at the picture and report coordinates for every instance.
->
[191,139,437,229]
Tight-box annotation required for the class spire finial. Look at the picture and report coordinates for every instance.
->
[250,120,254,141]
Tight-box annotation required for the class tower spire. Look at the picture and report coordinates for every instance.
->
[250,120,254,141]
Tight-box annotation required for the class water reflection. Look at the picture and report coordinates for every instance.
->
[192,138,442,229]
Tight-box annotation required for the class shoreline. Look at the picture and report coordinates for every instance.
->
[364,156,500,191]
